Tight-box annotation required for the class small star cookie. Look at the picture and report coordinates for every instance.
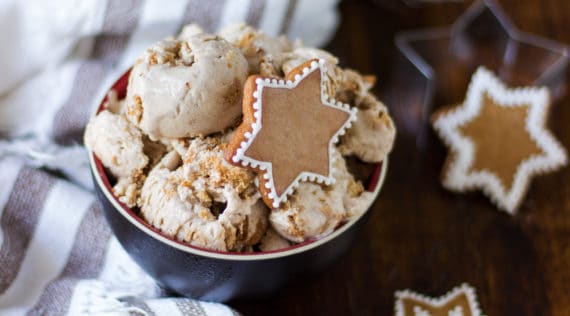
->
[225,59,357,208]
[432,67,567,213]
[394,283,483,316]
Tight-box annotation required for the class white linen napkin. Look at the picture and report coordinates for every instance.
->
[0,0,340,315]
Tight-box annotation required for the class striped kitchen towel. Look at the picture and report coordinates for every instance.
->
[0,0,341,315]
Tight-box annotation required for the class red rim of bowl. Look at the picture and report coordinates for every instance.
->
[88,68,388,261]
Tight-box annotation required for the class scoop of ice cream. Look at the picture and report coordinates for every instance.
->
[258,227,291,252]
[280,48,339,75]
[112,177,141,207]
[125,34,248,140]
[338,93,396,163]
[139,137,268,251]
[84,110,151,207]
[325,68,396,163]
[334,69,375,105]
[84,110,148,179]
[269,150,374,242]
[270,181,345,243]
[178,23,204,41]
[219,23,292,73]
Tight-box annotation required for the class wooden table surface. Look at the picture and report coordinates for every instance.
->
[233,0,570,315]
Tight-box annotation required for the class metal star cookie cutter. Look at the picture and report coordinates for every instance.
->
[392,0,569,145]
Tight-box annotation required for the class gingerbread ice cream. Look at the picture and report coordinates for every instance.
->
[84,23,395,252]
[126,34,248,140]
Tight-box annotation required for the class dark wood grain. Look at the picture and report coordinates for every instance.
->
[232,1,570,315]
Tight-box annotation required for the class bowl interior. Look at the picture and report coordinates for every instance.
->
[89,69,387,260]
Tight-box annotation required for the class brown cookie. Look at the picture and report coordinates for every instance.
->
[225,59,357,208]
[431,67,567,213]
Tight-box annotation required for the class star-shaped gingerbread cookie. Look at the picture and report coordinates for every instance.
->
[432,67,567,213]
[225,59,356,208]
[395,283,483,316]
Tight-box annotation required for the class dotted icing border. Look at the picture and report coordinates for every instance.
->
[432,66,568,213]
[231,59,357,208]
[394,283,483,316]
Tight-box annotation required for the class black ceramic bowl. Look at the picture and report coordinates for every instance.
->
[89,70,388,302]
